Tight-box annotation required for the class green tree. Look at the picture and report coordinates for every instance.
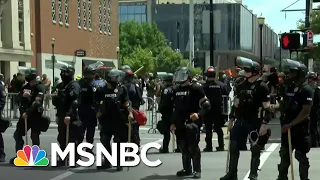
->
[156,47,184,73]
[120,21,185,72]
[119,21,167,58]
[122,47,155,75]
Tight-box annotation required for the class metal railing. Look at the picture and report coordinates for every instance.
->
[3,93,160,133]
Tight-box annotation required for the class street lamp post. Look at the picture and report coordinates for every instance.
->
[278,33,282,72]
[258,16,265,66]
[116,47,120,68]
[51,38,55,87]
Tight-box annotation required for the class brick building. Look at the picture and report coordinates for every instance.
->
[30,0,119,81]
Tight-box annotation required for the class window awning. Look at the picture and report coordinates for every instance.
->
[82,59,116,70]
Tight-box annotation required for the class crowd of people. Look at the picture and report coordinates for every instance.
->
[0,57,318,180]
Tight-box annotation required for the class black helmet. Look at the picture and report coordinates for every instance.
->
[106,69,122,84]
[306,71,317,80]
[205,66,215,78]
[235,57,261,73]
[83,65,96,74]
[119,65,131,71]
[173,67,192,84]
[163,73,174,82]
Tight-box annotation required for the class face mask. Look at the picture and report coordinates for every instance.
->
[61,75,72,82]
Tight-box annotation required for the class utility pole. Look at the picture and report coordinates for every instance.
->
[304,0,312,67]
[209,0,214,66]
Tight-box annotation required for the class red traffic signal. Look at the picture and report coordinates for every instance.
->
[281,33,300,50]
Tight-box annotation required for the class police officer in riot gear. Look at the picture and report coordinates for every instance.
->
[52,63,82,166]
[0,74,7,162]
[277,61,313,180]
[306,72,320,147]
[9,68,46,164]
[221,57,271,180]
[97,69,133,171]
[121,68,143,148]
[78,65,99,154]
[158,73,174,153]
[170,67,211,179]
[203,67,229,152]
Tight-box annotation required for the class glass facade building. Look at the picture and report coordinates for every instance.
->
[119,4,147,23]
[152,3,278,69]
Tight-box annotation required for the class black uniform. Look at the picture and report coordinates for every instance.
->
[276,61,312,180]
[52,65,82,166]
[306,72,320,147]
[0,81,6,161]
[158,75,174,153]
[171,67,210,179]
[221,59,271,180]
[122,69,143,147]
[9,68,47,164]
[98,69,130,171]
[203,69,229,151]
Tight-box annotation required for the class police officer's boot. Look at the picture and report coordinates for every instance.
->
[176,154,192,177]
[220,152,239,180]
[159,148,169,153]
[276,164,289,180]
[0,149,5,162]
[298,162,310,180]
[97,157,112,170]
[10,131,24,164]
[191,147,201,179]
[248,146,260,180]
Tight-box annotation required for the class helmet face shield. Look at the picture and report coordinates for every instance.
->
[173,70,189,83]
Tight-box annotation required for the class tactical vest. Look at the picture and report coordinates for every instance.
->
[53,81,77,117]
[158,86,174,115]
[102,85,125,116]
[203,81,222,114]
[237,80,262,119]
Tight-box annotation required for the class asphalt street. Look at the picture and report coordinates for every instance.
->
[1,126,320,180]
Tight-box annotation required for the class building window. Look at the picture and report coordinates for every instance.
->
[88,0,92,31]
[52,0,56,23]
[83,0,87,30]
[18,0,24,45]
[58,0,62,24]
[64,0,69,26]
[77,0,81,28]
[107,0,111,34]
[103,0,107,33]
[98,0,102,32]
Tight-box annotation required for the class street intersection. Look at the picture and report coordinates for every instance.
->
[0,126,320,180]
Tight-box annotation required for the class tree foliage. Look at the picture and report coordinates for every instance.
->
[122,47,154,75]
[119,21,202,75]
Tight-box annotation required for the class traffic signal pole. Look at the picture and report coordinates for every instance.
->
[210,0,214,67]
[304,0,311,68]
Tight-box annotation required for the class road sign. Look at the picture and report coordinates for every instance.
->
[74,49,86,57]
[281,33,300,50]
[307,30,314,49]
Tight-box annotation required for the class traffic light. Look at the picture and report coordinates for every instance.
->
[281,33,300,50]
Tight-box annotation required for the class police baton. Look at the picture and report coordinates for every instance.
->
[127,117,132,171]
[24,117,28,145]
[215,56,221,81]
[171,130,176,152]
[225,132,231,173]
[134,66,144,74]
[65,123,70,167]
[288,128,295,180]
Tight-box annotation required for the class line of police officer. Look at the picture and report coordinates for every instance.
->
[0,61,143,170]
[156,56,319,180]
[0,57,318,179]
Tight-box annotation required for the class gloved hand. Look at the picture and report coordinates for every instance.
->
[72,120,82,127]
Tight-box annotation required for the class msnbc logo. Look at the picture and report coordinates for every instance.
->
[14,145,49,166]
